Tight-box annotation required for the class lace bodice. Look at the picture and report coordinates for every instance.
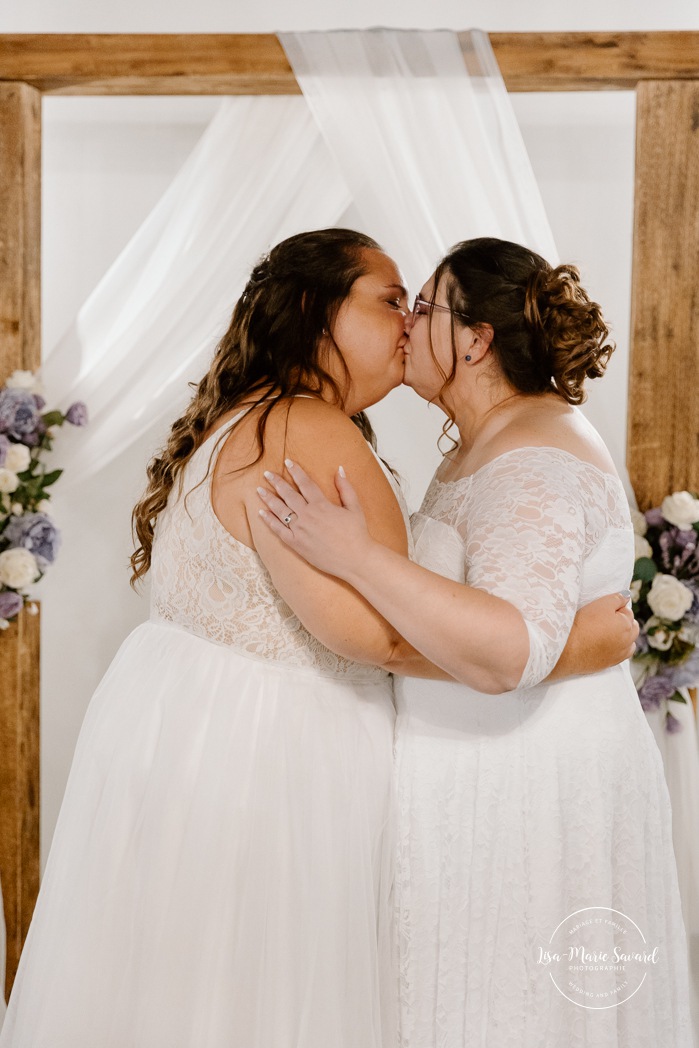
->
[412,446,634,690]
[150,409,410,682]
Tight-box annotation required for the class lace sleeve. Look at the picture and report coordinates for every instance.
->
[459,454,587,690]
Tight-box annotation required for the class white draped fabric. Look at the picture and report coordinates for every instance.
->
[43,97,352,484]
[279,29,557,293]
[44,29,555,485]
[0,901,5,1029]
[647,696,699,934]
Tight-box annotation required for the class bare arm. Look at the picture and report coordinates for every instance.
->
[217,400,413,668]
[258,460,529,692]
[549,594,637,679]
[258,460,636,691]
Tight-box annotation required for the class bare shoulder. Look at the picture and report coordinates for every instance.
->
[219,396,399,510]
[482,397,618,477]
[215,397,373,480]
[211,395,405,554]
[262,397,382,482]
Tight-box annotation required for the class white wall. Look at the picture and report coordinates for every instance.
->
[10,0,694,862]
[3,0,699,31]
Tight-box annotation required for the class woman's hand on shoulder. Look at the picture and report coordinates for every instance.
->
[245,398,408,666]
[258,458,377,580]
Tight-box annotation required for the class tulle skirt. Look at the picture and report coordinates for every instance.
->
[0,621,397,1048]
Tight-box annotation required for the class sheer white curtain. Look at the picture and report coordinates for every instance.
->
[46,29,556,485]
[1,899,5,1024]
[280,29,557,294]
[44,96,351,485]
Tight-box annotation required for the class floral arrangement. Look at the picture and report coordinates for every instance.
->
[631,491,699,732]
[0,370,87,629]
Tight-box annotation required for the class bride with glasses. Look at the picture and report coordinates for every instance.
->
[259,236,691,1047]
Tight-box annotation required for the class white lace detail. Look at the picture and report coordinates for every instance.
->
[415,447,633,689]
[150,411,411,682]
[394,446,692,1047]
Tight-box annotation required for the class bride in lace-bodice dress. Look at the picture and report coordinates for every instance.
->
[395,446,690,1047]
[259,238,692,1047]
[0,231,421,1048]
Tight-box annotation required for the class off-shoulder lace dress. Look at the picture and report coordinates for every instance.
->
[394,447,691,1048]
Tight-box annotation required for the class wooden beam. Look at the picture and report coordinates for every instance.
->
[0,81,41,998]
[628,80,699,509]
[0,608,41,1000]
[486,31,699,92]
[0,34,297,96]
[0,82,41,377]
[0,32,697,96]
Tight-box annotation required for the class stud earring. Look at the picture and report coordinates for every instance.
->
[465,355,472,362]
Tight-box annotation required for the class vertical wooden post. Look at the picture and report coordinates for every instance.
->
[0,611,40,1000]
[0,81,42,1000]
[628,80,699,509]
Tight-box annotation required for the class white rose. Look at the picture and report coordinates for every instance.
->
[634,534,653,561]
[630,579,642,603]
[630,507,648,536]
[0,548,40,589]
[661,491,699,530]
[36,499,52,515]
[648,628,674,651]
[5,369,40,393]
[0,468,19,494]
[647,573,694,621]
[10,503,23,516]
[4,442,31,473]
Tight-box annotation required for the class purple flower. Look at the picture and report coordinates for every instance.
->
[658,529,674,571]
[0,591,23,619]
[638,673,676,711]
[634,631,650,655]
[675,528,697,551]
[0,389,39,439]
[671,650,699,688]
[0,434,8,467]
[65,402,88,427]
[33,394,46,411]
[645,508,664,528]
[3,513,61,569]
[666,710,683,734]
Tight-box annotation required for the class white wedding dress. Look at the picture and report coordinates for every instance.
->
[394,446,692,1047]
[0,408,403,1048]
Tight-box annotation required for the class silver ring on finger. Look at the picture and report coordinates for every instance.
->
[282,510,296,527]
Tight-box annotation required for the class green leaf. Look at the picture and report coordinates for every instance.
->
[670,691,688,705]
[41,469,63,487]
[41,410,64,428]
[633,556,657,583]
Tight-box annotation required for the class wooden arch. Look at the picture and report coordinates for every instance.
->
[0,31,698,996]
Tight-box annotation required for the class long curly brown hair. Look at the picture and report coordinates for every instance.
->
[427,237,615,446]
[130,228,382,586]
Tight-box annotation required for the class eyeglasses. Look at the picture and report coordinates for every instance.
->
[411,294,470,326]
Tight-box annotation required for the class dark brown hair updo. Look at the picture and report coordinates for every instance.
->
[432,237,614,406]
[130,228,381,585]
